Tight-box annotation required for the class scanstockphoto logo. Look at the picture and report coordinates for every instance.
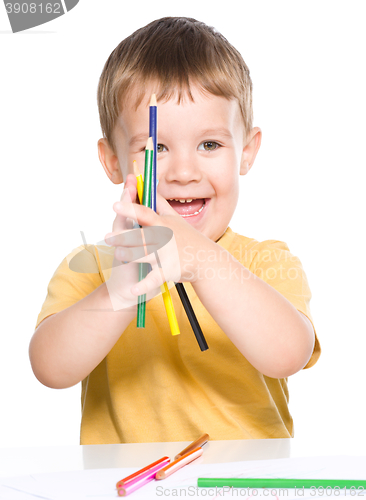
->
[4,0,79,32]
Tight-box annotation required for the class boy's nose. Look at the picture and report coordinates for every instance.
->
[164,154,203,185]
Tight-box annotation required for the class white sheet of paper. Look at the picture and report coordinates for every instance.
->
[1,456,366,500]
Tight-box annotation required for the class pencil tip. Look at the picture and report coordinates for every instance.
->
[150,93,157,106]
[146,137,153,150]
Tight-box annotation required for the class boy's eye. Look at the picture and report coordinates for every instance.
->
[157,144,167,153]
[198,141,220,152]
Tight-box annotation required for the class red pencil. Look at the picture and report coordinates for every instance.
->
[116,456,170,488]
[117,458,170,496]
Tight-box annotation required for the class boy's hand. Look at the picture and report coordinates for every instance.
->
[104,174,143,311]
[110,183,213,298]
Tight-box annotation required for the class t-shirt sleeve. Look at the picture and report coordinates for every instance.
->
[248,240,320,369]
[35,245,103,329]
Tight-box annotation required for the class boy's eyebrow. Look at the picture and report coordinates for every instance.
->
[129,133,149,147]
[198,128,234,139]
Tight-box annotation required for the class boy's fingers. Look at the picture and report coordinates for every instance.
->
[111,226,171,247]
[104,232,115,246]
[124,173,137,187]
[105,228,137,246]
[124,175,138,201]
[114,243,160,264]
[156,192,180,216]
[111,185,136,233]
[112,212,127,234]
[105,228,174,281]
[114,202,159,227]
[131,267,166,296]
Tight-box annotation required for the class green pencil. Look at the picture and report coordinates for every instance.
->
[142,137,153,208]
[136,137,154,328]
[198,478,366,489]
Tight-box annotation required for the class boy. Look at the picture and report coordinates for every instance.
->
[30,17,320,444]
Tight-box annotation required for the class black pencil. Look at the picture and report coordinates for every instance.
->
[175,283,209,351]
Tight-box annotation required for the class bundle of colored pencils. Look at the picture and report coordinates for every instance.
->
[134,94,208,352]
[116,433,209,496]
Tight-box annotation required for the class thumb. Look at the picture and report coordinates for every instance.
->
[156,192,179,217]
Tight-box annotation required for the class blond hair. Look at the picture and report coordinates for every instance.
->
[97,17,253,151]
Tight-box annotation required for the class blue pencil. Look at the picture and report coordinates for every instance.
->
[149,94,157,212]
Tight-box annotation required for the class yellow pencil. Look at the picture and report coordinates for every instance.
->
[134,169,180,336]
[133,160,144,204]
[161,282,180,336]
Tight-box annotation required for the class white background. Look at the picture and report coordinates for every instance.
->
[0,1,365,449]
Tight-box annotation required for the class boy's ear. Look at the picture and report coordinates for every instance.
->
[98,138,124,184]
[240,127,262,175]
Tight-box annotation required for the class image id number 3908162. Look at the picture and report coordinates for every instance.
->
[309,486,365,496]
[5,3,61,14]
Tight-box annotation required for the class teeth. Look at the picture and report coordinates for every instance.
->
[168,198,194,203]
[181,200,206,218]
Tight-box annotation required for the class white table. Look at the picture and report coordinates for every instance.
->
[1,437,365,478]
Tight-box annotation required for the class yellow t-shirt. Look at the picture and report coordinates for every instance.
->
[36,227,320,444]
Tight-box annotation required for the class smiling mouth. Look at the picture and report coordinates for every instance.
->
[167,198,207,217]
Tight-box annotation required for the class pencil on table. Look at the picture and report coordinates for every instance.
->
[117,458,170,496]
[116,456,170,489]
[155,447,203,480]
[174,433,209,460]
[197,478,366,490]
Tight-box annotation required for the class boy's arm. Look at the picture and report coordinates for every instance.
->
[29,283,136,389]
[30,179,141,390]
[190,238,315,379]
[114,199,315,380]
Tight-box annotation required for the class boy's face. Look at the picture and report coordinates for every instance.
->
[101,85,261,242]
